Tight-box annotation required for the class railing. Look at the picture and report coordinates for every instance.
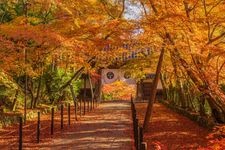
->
[131,97,148,150]
[18,98,99,150]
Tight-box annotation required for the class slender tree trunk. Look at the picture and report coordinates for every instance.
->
[33,76,42,108]
[24,48,28,124]
[169,51,187,108]
[59,57,95,91]
[83,74,87,114]
[88,73,94,110]
[143,47,165,132]
[12,90,19,111]
[29,79,35,109]
[97,76,103,103]
[160,73,167,100]
[69,84,78,120]
[173,47,225,122]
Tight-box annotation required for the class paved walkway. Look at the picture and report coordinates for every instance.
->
[39,101,134,150]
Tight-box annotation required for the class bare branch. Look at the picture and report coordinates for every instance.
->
[118,0,126,18]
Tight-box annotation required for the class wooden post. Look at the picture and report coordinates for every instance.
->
[19,117,23,150]
[134,109,137,121]
[138,126,141,150]
[131,95,133,112]
[83,98,86,115]
[83,74,87,115]
[75,102,78,121]
[88,99,90,112]
[140,127,143,144]
[79,99,82,117]
[93,99,95,108]
[51,108,54,135]
[68,103,70,126]
[135,118,139,148]
[94,98,97,108]
[92,98,94,110]
[37,112,40,143]
[141,142,147,150]
[61,104,63,129]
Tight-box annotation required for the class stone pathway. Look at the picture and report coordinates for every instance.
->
[39,101,134,150]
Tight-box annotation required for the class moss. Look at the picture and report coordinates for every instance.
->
[0,70,23,110]
[159,100,215,129]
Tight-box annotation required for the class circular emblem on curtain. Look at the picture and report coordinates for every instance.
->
[124,71,131,79]
[106,72,114,79]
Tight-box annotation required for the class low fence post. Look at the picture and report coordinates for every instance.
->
[61,104,64,129]
[51,108,54,135]
[75,102,78,121]
[37,112,40,143]
[90,99,92,111]
[79,99,82,117]
[91,98,93,110]
[93,98,95,109]
[19,116,23,150]
[134,118,138,148]
[141,142,147,150]
[88,99,90,112]
[140,127,143,148]
[83,99,86,115]
[68,103,70,126]
[131,95,146,150]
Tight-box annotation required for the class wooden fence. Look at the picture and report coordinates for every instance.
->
[18,99,98,150]
[131,97,147,150]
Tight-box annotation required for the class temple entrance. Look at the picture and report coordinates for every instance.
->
[101,69,136,101]
[101,69,163,101]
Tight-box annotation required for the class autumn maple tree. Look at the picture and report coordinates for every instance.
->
[134,0,225,132]
[0,0,135,117]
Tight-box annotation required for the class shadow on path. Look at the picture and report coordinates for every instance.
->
[37,101,134,150]
[135,103,210,150]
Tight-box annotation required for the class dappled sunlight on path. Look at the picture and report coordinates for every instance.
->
[38,101,134,150]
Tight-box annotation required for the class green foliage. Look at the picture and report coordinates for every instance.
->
[0,0,56,24]
[0,71,22,109]
[0,1,17,22]
[43,67,82,104]
[220,84,225,93]
[102,93,113,101]
[27,1,56,25]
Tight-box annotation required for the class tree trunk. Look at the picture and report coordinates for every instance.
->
[143,47,165,132]
[11,90,19,111]
[173,48,225,122]
[59,57,95,91]
[69,84,78,120]
[83,74,87,114]
[160,73,167,100]
[88,73,94,109]
[28,78,35,109]
[33,76,42,108]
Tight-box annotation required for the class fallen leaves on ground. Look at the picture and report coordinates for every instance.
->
[135,102,219,150]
